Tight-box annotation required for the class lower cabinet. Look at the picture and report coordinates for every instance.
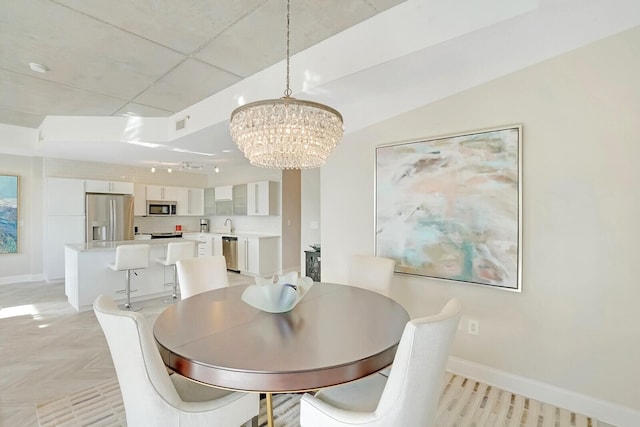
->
[182,233,211,257]
[239,236,279,277]
[211,235,223,256]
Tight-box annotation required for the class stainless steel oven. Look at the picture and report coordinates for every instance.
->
[222,236,238,272]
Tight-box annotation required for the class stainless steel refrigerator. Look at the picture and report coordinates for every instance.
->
[86,193,134,243]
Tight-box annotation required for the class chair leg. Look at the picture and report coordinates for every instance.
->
[243,415,258,427]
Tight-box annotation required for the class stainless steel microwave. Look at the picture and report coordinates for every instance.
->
[147,200,177,216]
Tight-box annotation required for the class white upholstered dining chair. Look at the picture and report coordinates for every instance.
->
[176,255,228,299]
[93,294,259,427]
[299,298,462,427]
[348,255,396,297]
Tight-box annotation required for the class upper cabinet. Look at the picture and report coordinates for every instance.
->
[134,184,203,216]
[204,188,215,215]
[146,185,178,201]
[247,181,278,216]
[176,188,204,216]
[46,178,86,216]
[214,185,233,201]
[85,179,133,194]
[233,184,247,216]
[133,183,147,216]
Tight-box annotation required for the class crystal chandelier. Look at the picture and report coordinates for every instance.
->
[229,0,343,169]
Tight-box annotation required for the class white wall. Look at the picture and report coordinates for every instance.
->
[321,26,640,421]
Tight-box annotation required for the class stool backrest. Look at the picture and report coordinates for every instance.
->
[166,241,196,265]
[113,244,150,271]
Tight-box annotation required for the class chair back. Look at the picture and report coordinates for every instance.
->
[348,255,395,297]
[177,255,229,299]
[376,298,462,425]
[112,244,150,271]
[165,240,196,265]
[93,295,183,425]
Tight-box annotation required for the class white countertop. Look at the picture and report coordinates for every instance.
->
[66,238,184,252]
[181,231,280,238]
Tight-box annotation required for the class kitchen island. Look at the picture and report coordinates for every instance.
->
[64,238,186,312]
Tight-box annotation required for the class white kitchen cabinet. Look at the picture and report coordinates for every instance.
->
[237,237,248,272]
[176,187,204,216]
[238,236,279,276]
[204,188,215,215]
[146,185,178,201]
[247,181,278,216]
[85,179,133,194]
[175,187,189,215]
[215,185,233,201]
[46,177,85,216]
[183,233,212,257]
[133,183,146,216]
[211,234,223,256]
[233,184,247,215]
[44,215,85,282]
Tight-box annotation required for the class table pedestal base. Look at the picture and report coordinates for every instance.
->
[266,392,274,427]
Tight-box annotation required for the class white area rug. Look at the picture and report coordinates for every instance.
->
[36,373,595,427]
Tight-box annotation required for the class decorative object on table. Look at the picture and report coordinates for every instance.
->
[375,125,522,291]
[242,271,313,313]
[0,174,18,254]
[229,0,343,169]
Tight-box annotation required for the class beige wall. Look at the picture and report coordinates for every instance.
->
[321,26,640,415]
[281,170,301,272]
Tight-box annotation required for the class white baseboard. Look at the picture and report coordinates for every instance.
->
[0,274,46,285]
[447,356,640,427]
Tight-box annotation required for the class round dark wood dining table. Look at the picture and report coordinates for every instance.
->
[153,282,409,427]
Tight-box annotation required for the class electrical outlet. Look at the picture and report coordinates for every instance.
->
[468,319,479,335]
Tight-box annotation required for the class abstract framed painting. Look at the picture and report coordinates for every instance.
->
[0,175,19,254]
[375,125,522,291]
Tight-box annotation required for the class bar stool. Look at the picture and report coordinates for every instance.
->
[155,240,196,302]
[107,244,150,311]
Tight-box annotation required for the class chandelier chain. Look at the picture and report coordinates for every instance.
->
[284,0,292,98]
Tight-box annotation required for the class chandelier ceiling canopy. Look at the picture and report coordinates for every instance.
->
[229,0,344,169]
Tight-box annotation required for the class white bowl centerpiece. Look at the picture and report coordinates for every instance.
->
[241,271,313,313]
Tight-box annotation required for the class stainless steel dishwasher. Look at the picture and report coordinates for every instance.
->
[222,236,238,272]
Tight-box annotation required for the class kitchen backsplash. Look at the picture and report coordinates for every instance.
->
[134,215,281,235]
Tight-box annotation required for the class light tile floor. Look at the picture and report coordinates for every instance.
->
[0,273,253,427]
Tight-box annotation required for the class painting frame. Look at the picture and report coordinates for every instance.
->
[0,174,19,254]
[375,125,522,292]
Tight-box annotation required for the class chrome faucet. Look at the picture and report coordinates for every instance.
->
[224,218,233,233]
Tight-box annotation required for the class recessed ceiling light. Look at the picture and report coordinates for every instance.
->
[29,62,49,73]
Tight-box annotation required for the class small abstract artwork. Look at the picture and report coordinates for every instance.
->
[375,126,522,291]
[0,175,19,254]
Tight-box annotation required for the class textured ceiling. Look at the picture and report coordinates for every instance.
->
[1,0,639,172]
[0,0,405,129]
